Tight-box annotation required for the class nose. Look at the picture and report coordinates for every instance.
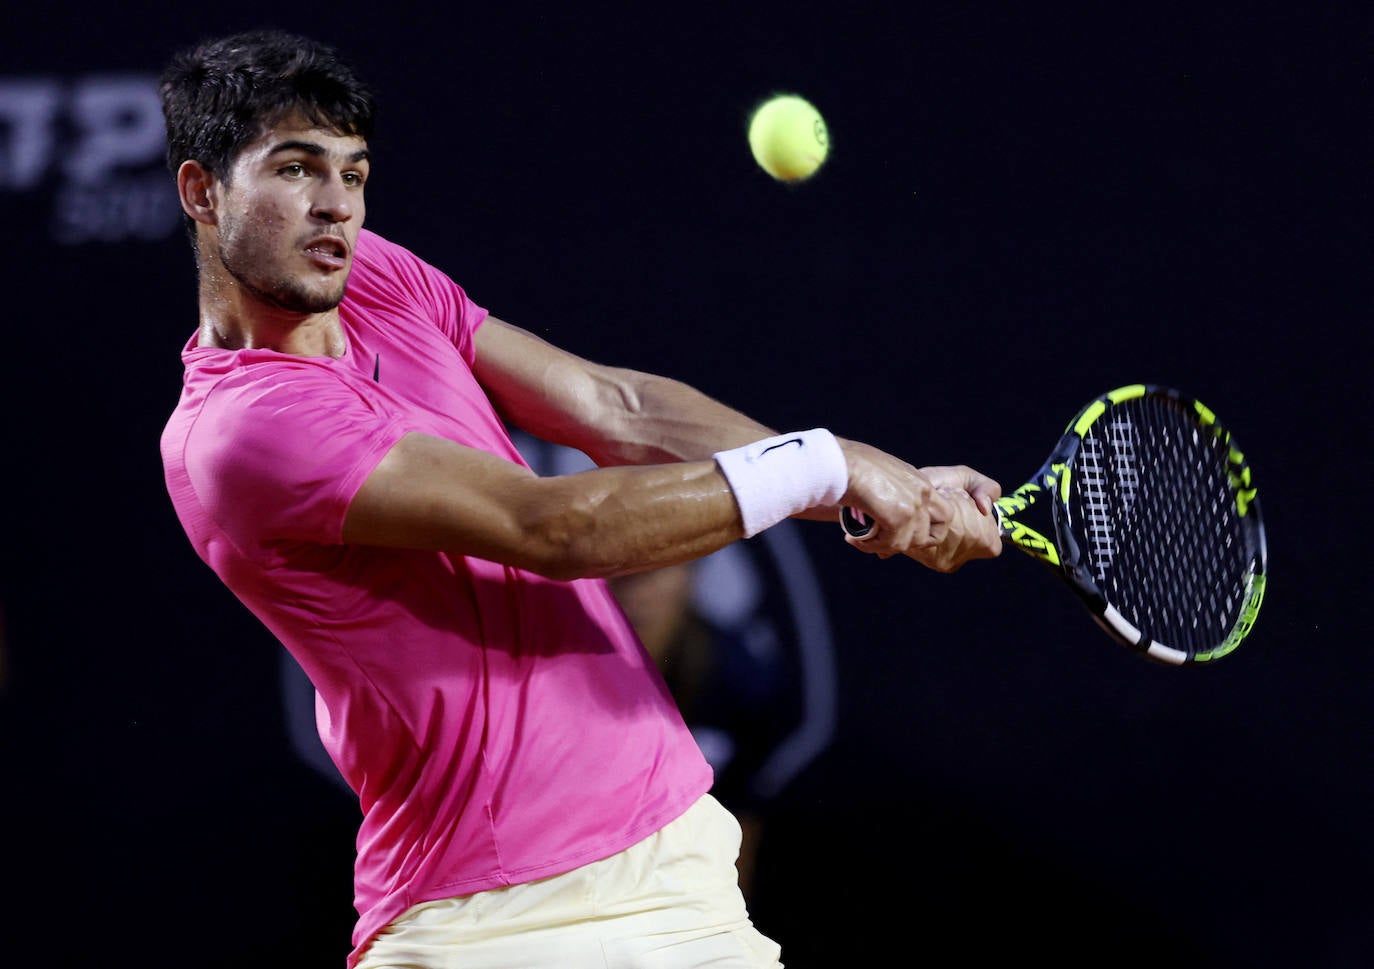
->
[310,173,356,224]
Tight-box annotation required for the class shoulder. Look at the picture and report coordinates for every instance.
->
[355,227,422,270]
[347,228,488,349]
[348,228,466,311]
[186,356,398,498]
[350,228,431,298]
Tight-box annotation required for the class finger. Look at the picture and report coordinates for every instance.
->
[969,482,1001,515]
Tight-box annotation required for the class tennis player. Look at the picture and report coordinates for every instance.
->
[157,29,1002,969]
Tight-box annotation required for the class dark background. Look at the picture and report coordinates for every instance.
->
[1,4,1369,967]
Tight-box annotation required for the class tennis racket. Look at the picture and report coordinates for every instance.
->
[840,384,1267,665]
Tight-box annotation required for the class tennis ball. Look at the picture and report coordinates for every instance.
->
[747,94,828,182]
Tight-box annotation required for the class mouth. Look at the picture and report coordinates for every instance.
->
[303,235,349,270]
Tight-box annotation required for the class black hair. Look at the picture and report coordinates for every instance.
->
[159,29,376,181]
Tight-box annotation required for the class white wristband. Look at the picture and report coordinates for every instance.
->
[713,429,848,538]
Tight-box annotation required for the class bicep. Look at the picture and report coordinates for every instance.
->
[342,430,542,559]
[471,316,631,452]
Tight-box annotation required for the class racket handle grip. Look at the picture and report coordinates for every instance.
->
[842,501,1008,540]
[839,506,874,538]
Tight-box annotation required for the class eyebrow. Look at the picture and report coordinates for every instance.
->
[267,139,370,164]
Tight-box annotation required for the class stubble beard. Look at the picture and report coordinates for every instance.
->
[218,224,348,315]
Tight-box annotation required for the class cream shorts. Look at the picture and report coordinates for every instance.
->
[354,793,784,969]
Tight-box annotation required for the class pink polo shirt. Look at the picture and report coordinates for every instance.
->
[160,229,712,966]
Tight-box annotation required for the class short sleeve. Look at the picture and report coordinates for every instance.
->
[185,362,407,554]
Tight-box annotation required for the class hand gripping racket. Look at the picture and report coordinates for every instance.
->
[840,384,1267,665]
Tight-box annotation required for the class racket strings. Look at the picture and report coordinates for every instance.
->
[1068,397,1256,655]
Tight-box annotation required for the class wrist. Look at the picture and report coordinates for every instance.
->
[713,429,848,537]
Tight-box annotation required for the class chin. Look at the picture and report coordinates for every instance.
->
[276,278,349,314]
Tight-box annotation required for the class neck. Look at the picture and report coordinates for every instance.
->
[195,251,346,358]
[197,309,347,357]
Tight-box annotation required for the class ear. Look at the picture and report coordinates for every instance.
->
[176,159,220,227]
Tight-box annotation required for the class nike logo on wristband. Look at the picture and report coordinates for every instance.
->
[759,437,804,458]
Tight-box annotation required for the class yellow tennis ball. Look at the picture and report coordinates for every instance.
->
[747,94,829,182]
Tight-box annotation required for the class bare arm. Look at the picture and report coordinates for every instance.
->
[470,318,995,537]
[342,315,1001,577]
[470,316,777,465]
[342,431,740,580]
[344,318,780,577]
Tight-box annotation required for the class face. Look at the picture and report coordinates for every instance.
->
[212,115,369,315]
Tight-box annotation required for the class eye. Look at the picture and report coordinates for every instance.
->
[278,162,307,178]
[342,170,367,188]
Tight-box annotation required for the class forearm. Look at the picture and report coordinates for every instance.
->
[507,460,744,579]
[468,318,1001,571]
[343,431,745,580]
[573,368,778,467]
[345,428,857,580]
[473,317,775,467]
